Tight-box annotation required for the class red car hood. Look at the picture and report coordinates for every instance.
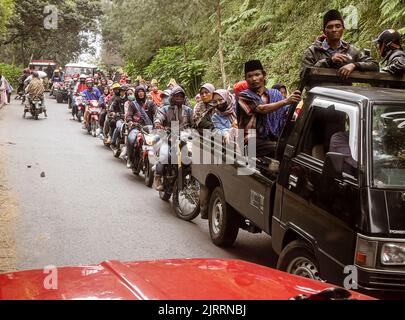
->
[0,259,374,300]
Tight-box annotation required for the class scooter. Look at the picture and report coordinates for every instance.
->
[130,124,159,187]
[158,127,200,221]
[83,100,101,137]
[23,95,46,120]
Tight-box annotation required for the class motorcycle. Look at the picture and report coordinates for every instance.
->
[130,124,160,188]
[24,96,46,120]
[72,94,85,122]
[158,127,200,221]
[83,100,101,137]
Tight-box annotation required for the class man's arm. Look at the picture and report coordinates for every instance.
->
[353,48,379,72]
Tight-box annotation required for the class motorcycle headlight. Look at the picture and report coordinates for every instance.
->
[145,135,158,146]
[381,243,405,266]
[91,101,99,107]
[187,141,193,153]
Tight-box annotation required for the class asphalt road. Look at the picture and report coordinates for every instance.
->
[0,94,277,271]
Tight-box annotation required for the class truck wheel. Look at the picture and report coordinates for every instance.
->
[277,239,322,281]
[56,92,63,103]
[208,187,239,247]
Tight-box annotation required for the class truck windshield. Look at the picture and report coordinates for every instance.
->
[372,104,405,188]
[65,67,93,76]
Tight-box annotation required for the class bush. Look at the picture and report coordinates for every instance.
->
[0,64,23,89]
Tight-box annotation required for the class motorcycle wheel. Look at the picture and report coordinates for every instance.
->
[56,92,63,103]
[91,121,97,137]
[159,190,172,202]
[172,174,200,221]
[132,152,141,175]
[144,159,154,188]
[34,110,39,120]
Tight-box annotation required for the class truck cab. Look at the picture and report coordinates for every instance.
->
[192,68,405,295]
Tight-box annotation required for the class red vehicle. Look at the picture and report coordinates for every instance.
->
[0,259,374,300]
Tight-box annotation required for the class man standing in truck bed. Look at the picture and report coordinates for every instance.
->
[237,60,301,158]
[302,9,379,79]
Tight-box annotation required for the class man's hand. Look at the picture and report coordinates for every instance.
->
[286,90,302,105]
[338,63,357,80]
[223,131,230,145]
[155,122,164,130]
[331,53,350,65]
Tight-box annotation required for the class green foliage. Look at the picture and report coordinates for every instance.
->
[101,0,405,94]
[144,45,206,95]
[0,0,102,66]
[0,0,15,33]
[0,63,23,87]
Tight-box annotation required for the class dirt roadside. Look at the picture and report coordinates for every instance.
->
[0,109,18,273]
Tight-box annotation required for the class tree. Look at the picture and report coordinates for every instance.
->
[0,0,102,66]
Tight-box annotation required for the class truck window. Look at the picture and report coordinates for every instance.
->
[299,98,359,177]
[372,104,405,188]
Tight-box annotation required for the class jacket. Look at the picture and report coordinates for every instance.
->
[302,36,379,74]
[382,49,405,75]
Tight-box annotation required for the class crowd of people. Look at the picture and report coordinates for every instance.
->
[11,9,405,190]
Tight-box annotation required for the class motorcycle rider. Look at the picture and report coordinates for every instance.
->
[17,68,31,103]
[71,74,88,120]
[105,84,128,146]
[82,78,102,129]
[153,85,194,191]
[25,71,47,117]
[374,29,405,75]
[67,74,79,109]
[126,86,156,168]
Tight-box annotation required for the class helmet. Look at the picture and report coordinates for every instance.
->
[374,29,401,46]
[79,74,87,79]
[120,84,129,91]
[85,78,94,84]
[374,29,402,57]
[112,83,121,90]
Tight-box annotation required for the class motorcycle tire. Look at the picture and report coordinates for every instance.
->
[159,190,172,202]
[144,159,154,188]
[132,153,141,175]
[34,110,39,120]
[172,176,200,221]
[56,92,63,103]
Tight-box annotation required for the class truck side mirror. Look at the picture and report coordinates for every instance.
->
[322,152,345,180]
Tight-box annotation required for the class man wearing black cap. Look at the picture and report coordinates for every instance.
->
[238,60,301,157]
[374,29,405,75]
[302,9,378,79]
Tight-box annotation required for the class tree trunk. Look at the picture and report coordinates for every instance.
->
[216,0,227,88]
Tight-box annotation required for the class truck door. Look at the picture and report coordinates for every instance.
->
[279,97,362,283]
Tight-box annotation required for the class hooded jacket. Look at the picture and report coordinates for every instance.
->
[155,86,193,127]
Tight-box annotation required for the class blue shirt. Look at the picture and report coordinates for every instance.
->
[212,113,232,134]
[82,88,101,101]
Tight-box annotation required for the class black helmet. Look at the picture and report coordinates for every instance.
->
[374,29,401,46]
[120,84,129,91]
[374,29,402,57]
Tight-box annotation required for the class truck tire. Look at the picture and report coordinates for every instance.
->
[277,239,322,281]
[208,187,239,247]
[56,92,63,103]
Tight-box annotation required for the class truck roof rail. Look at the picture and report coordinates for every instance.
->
[302,67,405,89]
